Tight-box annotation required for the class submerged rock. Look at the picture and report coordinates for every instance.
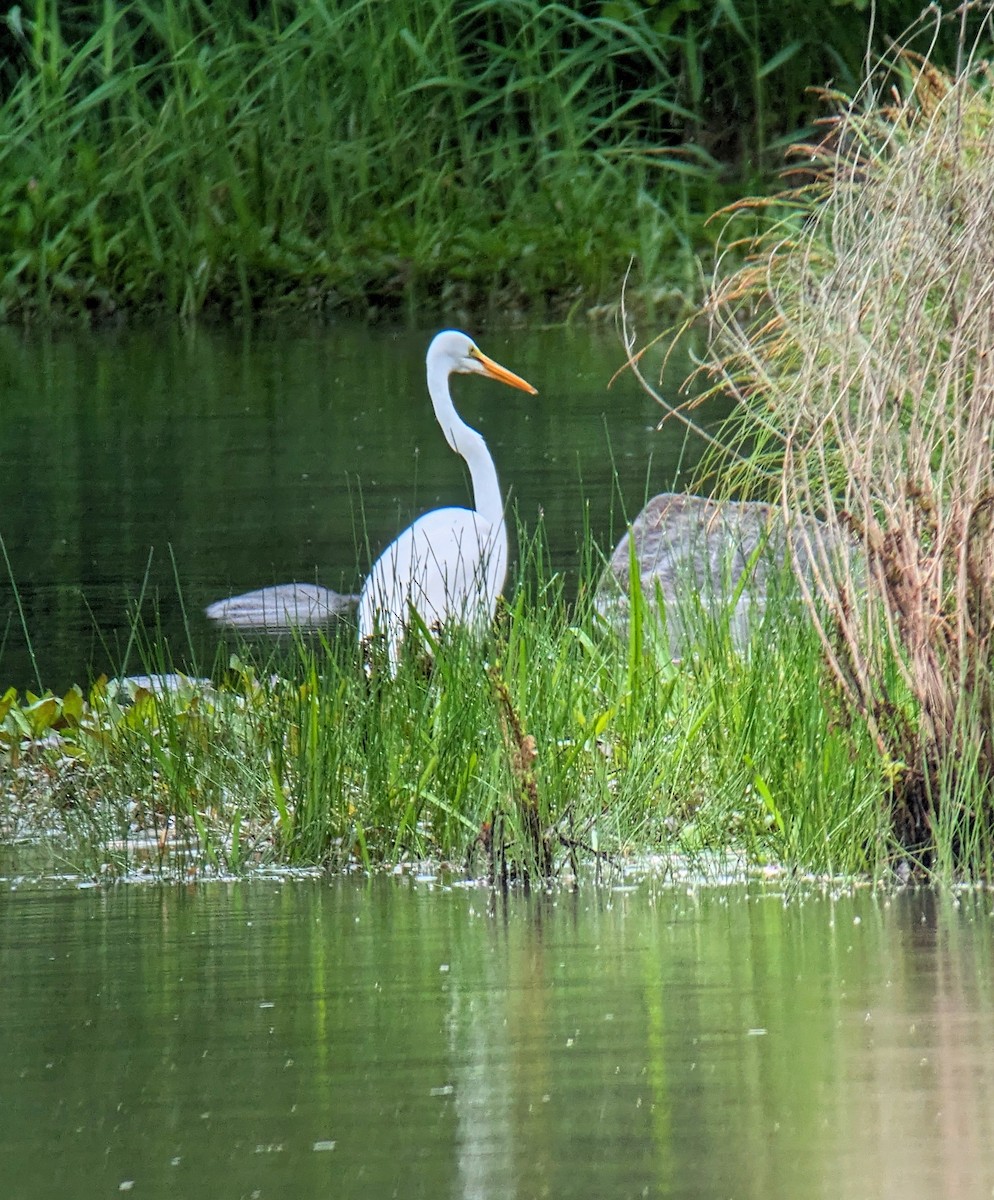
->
[595,493,838,656]
[205,582,359,633]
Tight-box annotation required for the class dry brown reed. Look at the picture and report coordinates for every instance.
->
[638,17,994,869]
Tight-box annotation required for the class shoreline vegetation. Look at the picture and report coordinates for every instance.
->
[628,24,994,881]
[0,527,886,886]
[0,0,962,324]
[5,9,994,886]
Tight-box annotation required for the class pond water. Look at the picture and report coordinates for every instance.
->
[0,322,703,693]
[2,875,993,1200]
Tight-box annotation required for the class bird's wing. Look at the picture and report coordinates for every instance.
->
[358,507,506,638]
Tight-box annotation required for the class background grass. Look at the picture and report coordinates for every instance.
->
[0,0,973,322]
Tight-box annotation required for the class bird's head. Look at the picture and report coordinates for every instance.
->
[429,330,537,394]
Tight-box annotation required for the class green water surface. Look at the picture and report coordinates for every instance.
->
[0,323,696,693]
[2,876,993,1200]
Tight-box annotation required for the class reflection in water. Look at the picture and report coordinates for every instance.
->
[828,892,994,1200]
[3,878,991,1200]
[449,912,515,1200]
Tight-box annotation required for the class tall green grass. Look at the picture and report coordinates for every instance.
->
[0,1,703,320]
[0,519,885,882]
[0,0,962,321]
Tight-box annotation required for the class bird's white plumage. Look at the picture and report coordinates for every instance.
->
[358,330,536,670]
[358,506,506,639]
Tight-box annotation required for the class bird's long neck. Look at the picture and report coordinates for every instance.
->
[428,364,504,529]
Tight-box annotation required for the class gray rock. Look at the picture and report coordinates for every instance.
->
[205,583,359,632]
[595,493,833,656]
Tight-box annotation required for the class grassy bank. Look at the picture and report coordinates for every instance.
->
[629,25,994,877]
[0,523,886,883]
[0,0,960,322]
[6,13,994,889]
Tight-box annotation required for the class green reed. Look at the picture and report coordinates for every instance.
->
[0,0,952,322]
[0,515,886,882]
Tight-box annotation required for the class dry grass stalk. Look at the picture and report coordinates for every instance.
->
[488,669,552,883]
[670,28,994,864]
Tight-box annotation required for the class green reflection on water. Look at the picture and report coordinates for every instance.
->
[1,878,993,1200]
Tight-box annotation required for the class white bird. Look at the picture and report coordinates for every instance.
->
[358,330,537,670]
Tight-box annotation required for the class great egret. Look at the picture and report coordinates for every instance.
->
[358,330,537,669]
